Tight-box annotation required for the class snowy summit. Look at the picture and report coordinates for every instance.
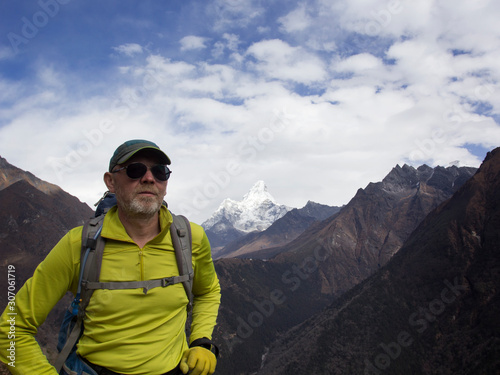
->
[202,181,292,233]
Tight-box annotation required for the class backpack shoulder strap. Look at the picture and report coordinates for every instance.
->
[170,213,193,311]
[79,215,106,314]
[53,214,105,372]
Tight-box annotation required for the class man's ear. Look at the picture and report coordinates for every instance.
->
[103,172,116,193]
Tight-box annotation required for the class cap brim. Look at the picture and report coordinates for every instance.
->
[117,146,171,166]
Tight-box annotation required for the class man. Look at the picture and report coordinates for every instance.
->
[0,140,221,375]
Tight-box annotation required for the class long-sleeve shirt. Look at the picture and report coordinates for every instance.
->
[0,206,221,374]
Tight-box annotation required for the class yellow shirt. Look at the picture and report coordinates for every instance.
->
[0,206,221,374]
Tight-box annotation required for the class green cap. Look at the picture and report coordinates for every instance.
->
[109,139,171,171]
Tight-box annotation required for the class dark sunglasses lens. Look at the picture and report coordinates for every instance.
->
[151,165,171,181]
[123,163,170,180]
[126,163,148,179]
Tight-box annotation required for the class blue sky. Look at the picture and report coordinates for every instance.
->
[1,0,499,223]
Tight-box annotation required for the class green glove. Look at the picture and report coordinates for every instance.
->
[180,346,217,375]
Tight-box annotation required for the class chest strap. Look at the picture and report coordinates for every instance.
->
[83,274,190,295]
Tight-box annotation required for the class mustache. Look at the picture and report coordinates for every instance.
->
[136,189,159,195]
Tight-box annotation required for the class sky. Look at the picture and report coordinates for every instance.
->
[1,0,499,224]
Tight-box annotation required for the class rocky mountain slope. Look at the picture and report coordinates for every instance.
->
[274,164,477,295]
[211,163,477,374]
[259,148,500,375]
[202,181,292,248]
[0,156,62,194]
[0,158,94,372]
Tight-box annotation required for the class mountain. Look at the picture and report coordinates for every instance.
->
[0,156,62,194]
[258,149,500,375]
[271,164,478,295]
[0,158,94,371]
[214,201,341,259]
[211,163,477,374]
[299,200,342,220]
[202,181,292,248]
[0,159,93,263]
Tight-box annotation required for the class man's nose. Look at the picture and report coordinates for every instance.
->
[140,168,156,182]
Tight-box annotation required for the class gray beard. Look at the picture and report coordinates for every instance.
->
[125,196,162,218]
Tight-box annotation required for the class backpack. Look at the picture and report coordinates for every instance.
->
[54,193,193,374]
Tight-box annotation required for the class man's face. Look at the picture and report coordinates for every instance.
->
[105,151,168,218]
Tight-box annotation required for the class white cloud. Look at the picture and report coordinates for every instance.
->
[246,39,327,83]
[222,33,240,52]
[0,46,15,61]
[112,43,143,56]
[144,55,196,82]
[37,65,66,89]
[278,3,312,33]
[208,0,265,30]
[211,33,240,58]
[180,35,209,51]
[334,53,383,73]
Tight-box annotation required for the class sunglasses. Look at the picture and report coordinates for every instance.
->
[112,163,172,181]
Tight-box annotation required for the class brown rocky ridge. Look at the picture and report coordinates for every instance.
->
[258,149,500,374]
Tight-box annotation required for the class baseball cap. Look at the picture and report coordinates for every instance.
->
[109,139,171,172]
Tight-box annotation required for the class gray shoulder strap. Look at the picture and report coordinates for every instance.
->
[53,215,105,372]
[171,214,194,311]
[80,215,106,315]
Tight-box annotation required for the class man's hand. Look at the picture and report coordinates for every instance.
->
[180,347,217,375]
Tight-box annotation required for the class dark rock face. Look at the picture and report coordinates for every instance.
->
[258,149,500,375]
[206,215,246,249]
[272,164,477,295]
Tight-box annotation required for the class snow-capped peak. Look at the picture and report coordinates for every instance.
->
[202,181,292,233]
[243,180,276,204]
